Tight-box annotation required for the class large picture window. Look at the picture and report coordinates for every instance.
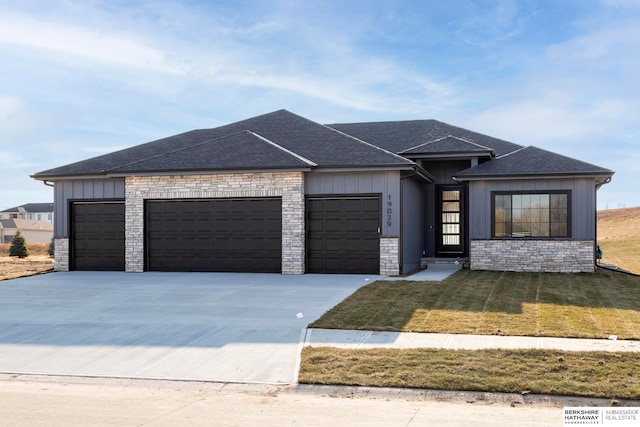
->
[493,192,570,238]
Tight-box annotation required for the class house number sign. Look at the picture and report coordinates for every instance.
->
[387,194,392,228]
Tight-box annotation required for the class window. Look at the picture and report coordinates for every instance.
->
[493,192,570,238]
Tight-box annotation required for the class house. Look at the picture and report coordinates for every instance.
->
[31,110,613,274]
[0,218,53,244]
[1,203,54,224]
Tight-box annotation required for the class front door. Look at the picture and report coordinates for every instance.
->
[436,186,465,256]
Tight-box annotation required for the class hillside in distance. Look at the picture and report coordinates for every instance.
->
[597,206,640,274]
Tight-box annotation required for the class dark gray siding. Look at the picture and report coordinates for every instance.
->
[468,178,597,240]
[401,176,425,273]
[305,171,401,237]
[54,179,125,237]
[421,160,470,184]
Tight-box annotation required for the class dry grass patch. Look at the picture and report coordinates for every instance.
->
[310,269,640,339]
[0,243,54,280]
[300,347,640,400]
[599,238,640,275]
[598,206,640,274]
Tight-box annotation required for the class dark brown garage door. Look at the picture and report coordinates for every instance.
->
[306,196,380,274]
[146,198,282,272]
[71,202,125,271]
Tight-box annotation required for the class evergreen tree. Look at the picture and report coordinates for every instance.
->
[9,230,29,258]
[48,237,55,257]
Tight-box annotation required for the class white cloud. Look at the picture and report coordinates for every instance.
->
[0,15,187,74]
[0,96,21,120]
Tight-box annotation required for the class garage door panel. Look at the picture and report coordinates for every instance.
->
[146,198,282,273]
[71,202,125,271]
[306,196,380,274]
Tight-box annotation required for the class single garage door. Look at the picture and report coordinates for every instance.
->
[146,198,282,272]
[71,201,125,271]
[306,196,380,274]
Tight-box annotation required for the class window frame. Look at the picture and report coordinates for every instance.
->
[491,190,572,239]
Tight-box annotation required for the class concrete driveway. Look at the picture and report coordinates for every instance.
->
[0,272,377,384]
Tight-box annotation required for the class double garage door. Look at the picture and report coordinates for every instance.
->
[70,196,380,274]
[146,198,282,272]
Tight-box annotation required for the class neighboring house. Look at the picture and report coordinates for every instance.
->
[0,203,54,224]
[0,218,53,244]
[31,110,613,274]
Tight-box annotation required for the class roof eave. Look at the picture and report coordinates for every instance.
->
[402,151,493,160]
[453,171,615,182]
[308,164,416,173]
[32,166,316,181]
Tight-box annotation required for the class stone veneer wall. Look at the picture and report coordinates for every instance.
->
[125,172,305,274]
[54,238,69,271]
[470,240,594,273]
[380,237,400,276]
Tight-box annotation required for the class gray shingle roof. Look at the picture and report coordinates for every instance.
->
[110,130,315,173]
[327,120,523,157]
[32,110,613,181]
[453,146,614,179]
[0,218,53,231]
[33,110,412,178]
[1,203,53,213]
[400,135,493,156]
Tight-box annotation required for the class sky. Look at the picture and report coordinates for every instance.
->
[1,0,638,211]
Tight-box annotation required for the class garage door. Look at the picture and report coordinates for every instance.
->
[71,202,125,271]
[306,196,380,274]
[146,198,282,272]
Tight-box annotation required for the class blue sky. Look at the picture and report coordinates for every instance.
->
[1,0,638,210]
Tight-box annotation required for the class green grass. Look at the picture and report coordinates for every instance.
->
[300,347,640,400]
[310,269,640,339]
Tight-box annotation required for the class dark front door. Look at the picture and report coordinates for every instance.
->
[306,196,380,274]
[145,198,282,272]
[71,201,125,271]
[436,186,465,256]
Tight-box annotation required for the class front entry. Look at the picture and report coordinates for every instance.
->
[436,186,465,256]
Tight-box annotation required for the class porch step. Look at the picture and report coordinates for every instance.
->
[420,257,469,269]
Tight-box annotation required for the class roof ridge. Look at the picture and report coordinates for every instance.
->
[246,130,317,167]
[495,145,528,159]
[399,134,493,154]
[324,125,414,165]
[108,130,254,172]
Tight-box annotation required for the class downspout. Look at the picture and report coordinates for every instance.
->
[43,180,54,187]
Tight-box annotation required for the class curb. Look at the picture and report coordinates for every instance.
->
[292,384,640,408]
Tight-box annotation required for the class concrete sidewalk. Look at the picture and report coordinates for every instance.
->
[305,329,640,352]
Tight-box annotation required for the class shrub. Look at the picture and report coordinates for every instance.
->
[9,230,29,258]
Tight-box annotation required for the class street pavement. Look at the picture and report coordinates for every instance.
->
[0,374,564,427]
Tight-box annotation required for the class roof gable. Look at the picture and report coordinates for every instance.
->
[454,146,614,179]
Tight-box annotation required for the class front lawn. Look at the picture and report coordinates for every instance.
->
[300,347,640,400]
[310,269,640,340]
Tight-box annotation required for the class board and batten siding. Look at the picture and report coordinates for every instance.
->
[53,178,126,238]
[468,178,597,240]
[305,171,401,238]
[401,176,425,273]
